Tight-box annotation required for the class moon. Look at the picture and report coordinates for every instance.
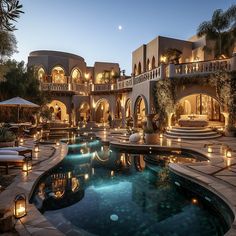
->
[118,25,123,31]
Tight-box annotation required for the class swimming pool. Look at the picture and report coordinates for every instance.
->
[31,137,233,236]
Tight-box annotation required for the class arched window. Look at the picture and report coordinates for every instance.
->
[71,68,82,84]
[147,59,151,71]
[51,66,66,83]
[138,62,142,75]
[134,64,137,76]
[151,56,156,69]
[38,67,46,82]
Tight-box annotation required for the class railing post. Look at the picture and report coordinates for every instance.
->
[166,63,175,78]
[159,63,165,79]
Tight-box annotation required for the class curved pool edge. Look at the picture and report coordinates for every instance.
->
[169,163,236,236]
[16,143,68,236]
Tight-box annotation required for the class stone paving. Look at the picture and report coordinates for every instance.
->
[1,130,236,235]
[0,138,68,236]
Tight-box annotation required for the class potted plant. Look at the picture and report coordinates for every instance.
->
[0,126,16,147]
[143,115,159,144]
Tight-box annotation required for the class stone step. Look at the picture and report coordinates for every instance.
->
[166,131,218,136]
[170,128,213,133]
[164,133,221,140]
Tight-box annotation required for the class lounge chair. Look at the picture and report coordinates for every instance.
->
[0,147,32,158]
[0,150,19,155]
[0,155,25,174]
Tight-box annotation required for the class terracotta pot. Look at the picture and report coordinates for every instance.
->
[0,141,15,148]
[145,133,158,144]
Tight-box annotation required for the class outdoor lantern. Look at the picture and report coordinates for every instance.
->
[177,138,181,142]
[22,159,32,173]
[19,138,24,145]
[207,145,213,153]
[14,193,27,219]
[226,148,232,158]
[56,141,60,146]
[34,144,39,153]
[160,133,163,138]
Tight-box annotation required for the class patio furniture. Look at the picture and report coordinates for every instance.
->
[0,147,32,159]
[0,155,25,174]
[0,150,19,155]
[178,114,209,127]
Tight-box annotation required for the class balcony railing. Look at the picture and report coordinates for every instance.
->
[117,78,133,90]
[91,83,116,92]
[133,66,162,85]
[41,83,69,91]
[173,58,231,77]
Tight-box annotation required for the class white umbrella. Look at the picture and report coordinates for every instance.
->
[0,96,39,122]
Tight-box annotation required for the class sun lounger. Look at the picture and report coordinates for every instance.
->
[0,150,19,155]
[0,147,32,158]
[0,155,25,174]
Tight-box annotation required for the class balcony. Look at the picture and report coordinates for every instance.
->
[171,58,232,77]
[41,83,69,91]
[117,78,133,90]
[133,66,162,85]
[91,83,116,93]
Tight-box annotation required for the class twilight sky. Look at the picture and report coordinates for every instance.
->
[13,0,235,75]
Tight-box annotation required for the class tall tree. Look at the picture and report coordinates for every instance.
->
[197,5,236,58]
[0,0,23,31]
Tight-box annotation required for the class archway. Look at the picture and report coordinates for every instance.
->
[95,99,110,123]
[151,56,156,69]
[77,102,90,122]
[125,99,131,118]
[71,67,83,84]
[51,66,66,83]
[115,98,121,119]
[138,62,141,75]
[147,59,151,71]
[176,94,224,124]
[37,67,47,83]
[134,96,148,127]
[133,64,137,76]
[47,100,69,123]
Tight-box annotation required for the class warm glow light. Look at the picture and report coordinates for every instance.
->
[207,146,213,153]
[160,55,167,63]
[84,174,89,180]
[19,138,24,144]
[34,145,39,153]
[226,149,232,158]
[159,133,163,138]
[56,141,60,146]
[191,198,198,205]
[14,194,27,219]
[111,170,114,176]
[177,138,181,142]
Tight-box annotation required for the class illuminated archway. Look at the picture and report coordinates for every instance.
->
[51,66,66,83]
[133,64,137,76]
[47,100,69,122]
[95,99,110,123]
[37,67,47,82]
[71,67,83,84]
[77,102,90,122]
[125,99,131,118]
[147,59,151,71]
[134,96,148,127]
[178,94,224,122]
[115,98,121,119]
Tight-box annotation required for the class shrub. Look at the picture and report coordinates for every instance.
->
[0,127,16,142]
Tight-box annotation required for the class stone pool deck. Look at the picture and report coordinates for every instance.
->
[1,131,236,235]
[0,139,68,236]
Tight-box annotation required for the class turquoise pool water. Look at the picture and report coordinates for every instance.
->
[32,137,231,236]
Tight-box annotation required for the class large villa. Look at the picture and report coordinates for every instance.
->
[1,26,236,236]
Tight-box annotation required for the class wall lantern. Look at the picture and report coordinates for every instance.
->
[159,133,163,138]
[56,141,60,146]
[19,138,24,145]
[14,193,27,219]
[22,159,32,173]
[177,138,181,142]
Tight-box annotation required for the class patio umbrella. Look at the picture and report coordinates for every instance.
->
[0,96,39,122]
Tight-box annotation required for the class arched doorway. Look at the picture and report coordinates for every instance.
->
[78,102,90,122]
[125,99,131,118]
[134,96,148,127]
[177,94,224,123]
[51,66,66,83]
[138,62,141,75]
[115,99,121,119]
[95,99,110,123]
[47,100,69,123]
[151,56,156,69]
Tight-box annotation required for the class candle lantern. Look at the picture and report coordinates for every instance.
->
[34,144,39,153]
[19,138,24,145]
[22,159,32,173]
[177,138,181,142]
[159,133,163,138]
[56,141,60,146]
[207,145,213,153]
[226,148,232,158]
[14,193,27,219]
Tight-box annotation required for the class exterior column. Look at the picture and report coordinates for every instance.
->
[221,112,229,127]
[167,112,173,127]
[121,106,125,128]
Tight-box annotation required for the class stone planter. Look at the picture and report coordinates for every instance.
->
[0,141,15,148]
[145,133,158,144]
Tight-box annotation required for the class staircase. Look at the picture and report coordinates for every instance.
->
[165,127,221,140]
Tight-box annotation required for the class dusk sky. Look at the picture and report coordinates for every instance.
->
[13,0,235,75]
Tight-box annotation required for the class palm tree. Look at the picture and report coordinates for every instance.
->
[197,6,236,58]
[0,0,24,31]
